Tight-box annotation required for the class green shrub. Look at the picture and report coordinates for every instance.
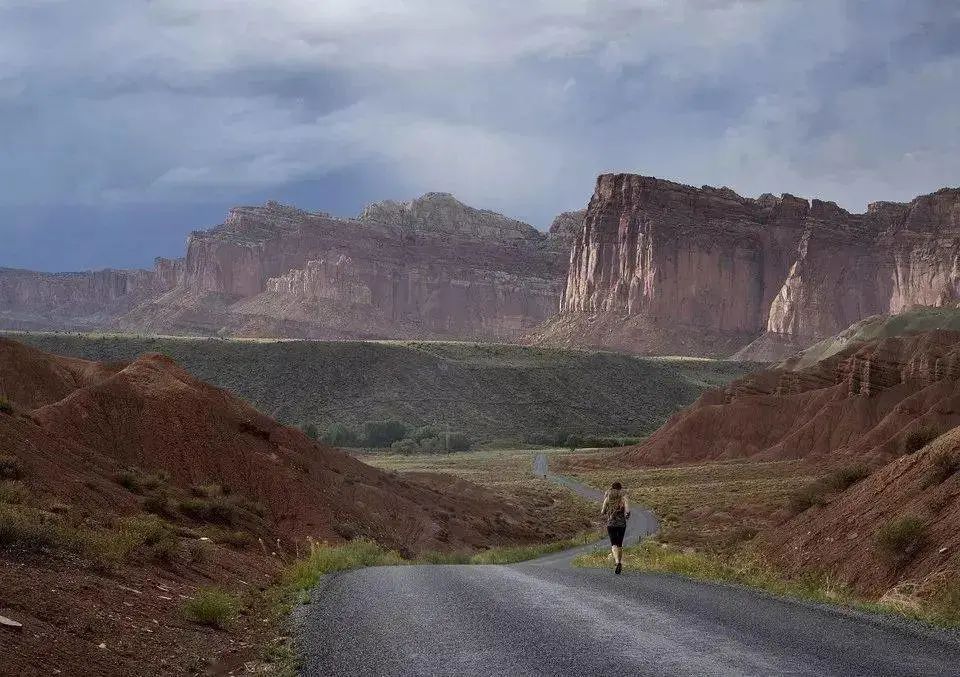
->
[113,467,167,494]
[447,432,472,452]
[189,483,221,498]
[0,505,146,567]
[564,435,639,449]
[822,465,870,493]
[282,539,404,593]
[0,397,12,415]
[521,432,556,447]
[788,466,870,514]
[186,540,208,564]
[179,496,238,525]
[148,535,180,563]
[928,450,958,486]
[416,550,472,564]
[901,425,941,455]
[875,517,927,563]
[788,484,822,515]
[0,481,28,504]
[300,423,319,439]
[178,491,264,525]
[469,533,596,564]
[143,491,176,518]
[411,426,439,442]
[182,587,239,628]
[321,423,360,447]
[0,506,62,551]
[0,455,23,481]
[363,420,409,448]
[418,436,444,452]
[390,439,420,454]
[932,580,960,623]
[208,528,253,549]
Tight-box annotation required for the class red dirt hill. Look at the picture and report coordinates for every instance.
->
[762,434,959,597]
[0,337,565,553]
[608,329,959,602]
[1,337,585,675]
[616,330,960,466]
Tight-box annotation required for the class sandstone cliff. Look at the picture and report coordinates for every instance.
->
[0,266,162,330]
[534,173,960,358]
[6,194,570,340]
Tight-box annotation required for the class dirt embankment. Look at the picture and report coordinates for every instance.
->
[0,338,574,675]
[598,330,960,600]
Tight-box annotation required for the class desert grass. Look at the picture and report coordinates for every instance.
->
[182,587,240,628]
[568,458,815,551]
[575,540,853,605]
[363,446,599,532]
[468,530,600,564]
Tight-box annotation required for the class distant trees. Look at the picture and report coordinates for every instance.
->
[322,423,360,447]
[363,420,409,448]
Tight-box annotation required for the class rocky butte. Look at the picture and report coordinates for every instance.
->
[0,193,572,341]
[532,173,960,359]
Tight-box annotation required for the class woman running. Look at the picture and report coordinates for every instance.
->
[600,481,630,574]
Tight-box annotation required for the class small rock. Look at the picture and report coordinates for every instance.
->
[939,546,949,554]
[0,615,23,630]
[98,643,107,650]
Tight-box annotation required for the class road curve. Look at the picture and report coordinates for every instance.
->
[296,455,960,677]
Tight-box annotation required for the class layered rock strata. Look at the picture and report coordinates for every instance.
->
[537,173,960,358]
[1,195,570,340]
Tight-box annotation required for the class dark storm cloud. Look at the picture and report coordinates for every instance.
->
[0,0,958,270]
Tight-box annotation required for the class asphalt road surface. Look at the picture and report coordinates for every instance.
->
[297,455,960,676]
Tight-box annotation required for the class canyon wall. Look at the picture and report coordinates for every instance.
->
[2,195,570,341]
[0,267,162,330]
[534,173,960,358]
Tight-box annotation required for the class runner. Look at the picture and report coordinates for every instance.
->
[600,481,630,574]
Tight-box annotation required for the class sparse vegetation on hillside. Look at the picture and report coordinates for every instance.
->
[788,465,871,514]
[874,517,928,564]
[927,450,959,485]
[3,332,755,444]
[568,457,814,551]
[182,587,240,628]
[901,425,942,455]
[0,396,12,414]
[575,540,853,606]
[0,454,23,480]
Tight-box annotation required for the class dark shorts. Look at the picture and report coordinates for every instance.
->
[607,525,626,547]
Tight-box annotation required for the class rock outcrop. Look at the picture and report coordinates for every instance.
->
[1,194,571,340]
[358,192,541,241]
[0,267,162,330]
[535,173,960,358]
[616,329,960,465]
[546,209,587,248]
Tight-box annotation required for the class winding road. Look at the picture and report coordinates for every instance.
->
[296,454,960,676]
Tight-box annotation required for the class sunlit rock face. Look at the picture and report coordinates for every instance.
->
[0,194,571,340]
[539,173,960,358]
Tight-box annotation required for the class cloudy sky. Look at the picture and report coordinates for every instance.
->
[2,1,958,271]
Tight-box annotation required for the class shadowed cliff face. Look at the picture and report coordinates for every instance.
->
[0,195,571,341]
[538,173,960,358]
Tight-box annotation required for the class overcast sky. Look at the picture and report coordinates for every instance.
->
[2,0,958,271]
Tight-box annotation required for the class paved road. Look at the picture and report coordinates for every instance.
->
[297,455,960,676]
